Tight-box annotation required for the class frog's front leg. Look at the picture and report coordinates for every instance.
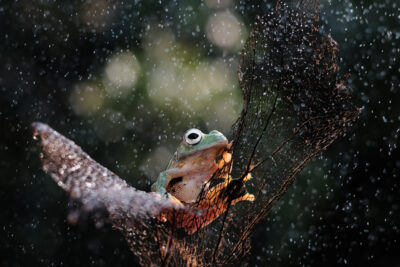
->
[151,168,185,193]
[152,169,185,222]
[151,171,169,196]
[151,168,185,205]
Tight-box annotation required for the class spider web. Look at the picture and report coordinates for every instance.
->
[32,1,360,265]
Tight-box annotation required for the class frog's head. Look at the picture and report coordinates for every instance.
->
[176,128,228,159]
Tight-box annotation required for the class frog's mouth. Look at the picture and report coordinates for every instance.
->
[200,138,228,151]
[182,139,228,159]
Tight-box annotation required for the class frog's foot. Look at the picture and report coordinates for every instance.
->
[204,175,255,205]
[243,172,252,182]
[222,151,232,164]
[231,192,255,205]
[230,172,254,203]
[217,150,232,169]
[167,194,184,206]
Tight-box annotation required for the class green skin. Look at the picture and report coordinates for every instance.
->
[151,130,228,203]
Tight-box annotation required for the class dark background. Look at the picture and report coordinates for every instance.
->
[1,0,399,266]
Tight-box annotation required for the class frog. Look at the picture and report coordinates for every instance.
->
[151,128,255,234]
[151,128,230,203]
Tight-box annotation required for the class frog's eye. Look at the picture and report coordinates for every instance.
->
[184,128,203,145]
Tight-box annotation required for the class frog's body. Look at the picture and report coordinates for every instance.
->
[151,129,228,203]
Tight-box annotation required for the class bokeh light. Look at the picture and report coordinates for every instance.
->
[206,11,246,50]
[104,52,141,98]
[143,25,177,61]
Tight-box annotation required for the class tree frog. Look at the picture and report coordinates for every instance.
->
[151,128,229,203]
[151,128,255,233]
